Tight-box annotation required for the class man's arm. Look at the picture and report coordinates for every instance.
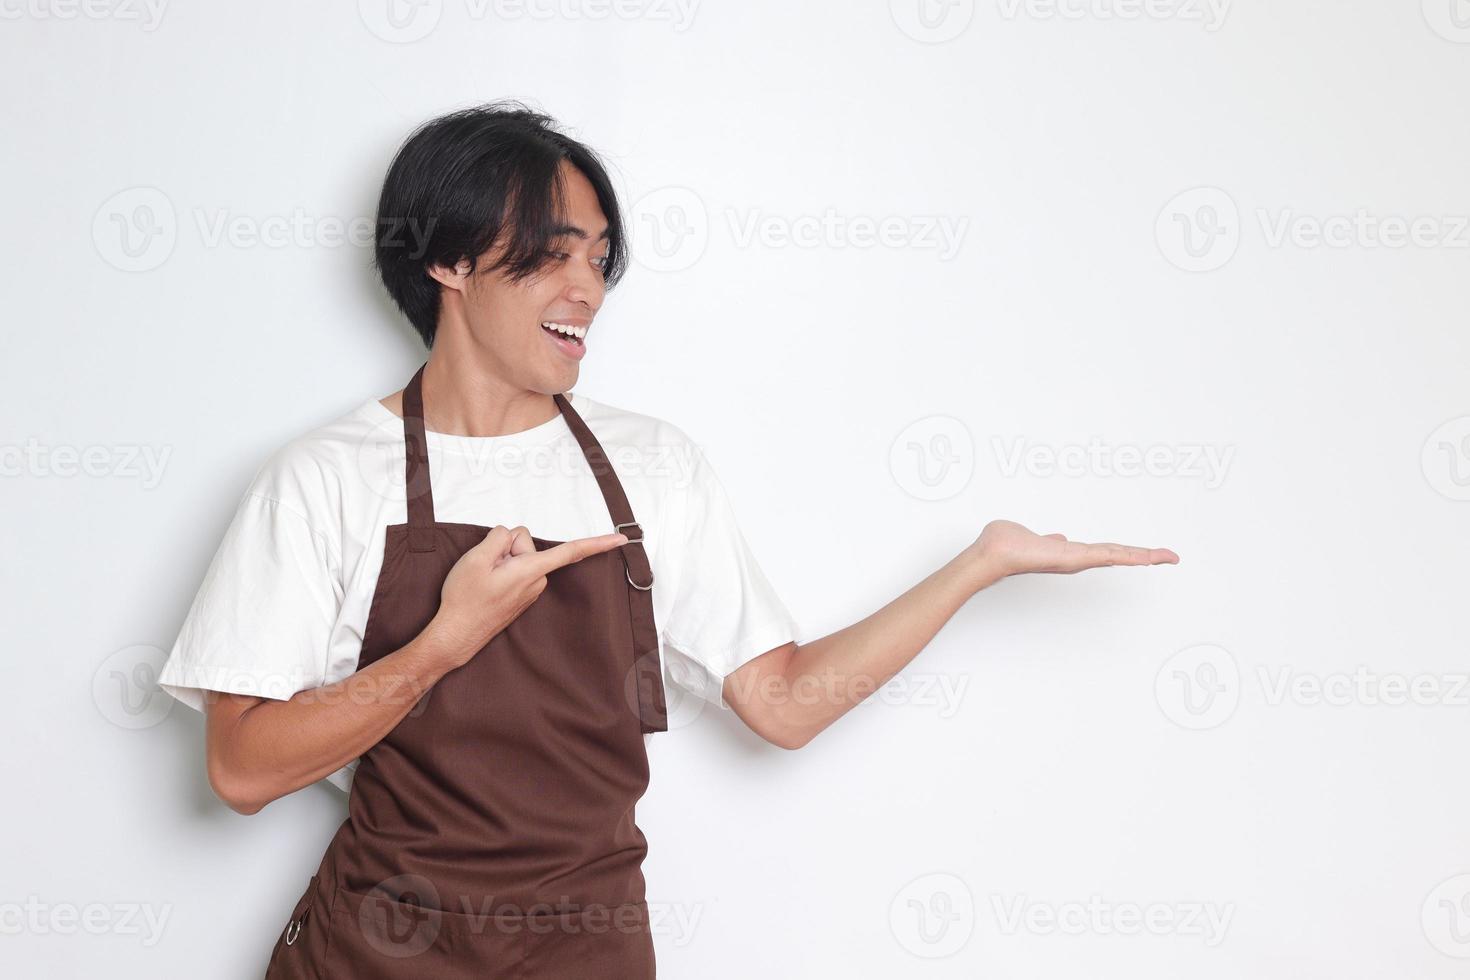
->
[205,623,463,814]
[724,520,1179,750]
[204,527,628,813]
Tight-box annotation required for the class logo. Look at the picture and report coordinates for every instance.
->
[1422,416,1470,501]
[93,645,173,729]
[1156,186,1240,272]
[630,186,708,272]
[1423,0,1470,42]
[890,0,975,43]
[889,872,975,957]
[1155,643,1240,730]
[359,0,443,42]
[889,415,974,501]
[1423,874,1470,958]
[93,187,177,272]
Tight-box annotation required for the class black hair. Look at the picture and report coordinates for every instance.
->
[372,100,628,348]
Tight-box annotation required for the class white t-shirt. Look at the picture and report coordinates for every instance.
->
[157,391,802,792]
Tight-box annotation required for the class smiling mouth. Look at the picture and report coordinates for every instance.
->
[541,321,586,346]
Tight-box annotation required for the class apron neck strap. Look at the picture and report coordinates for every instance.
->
[402,362,436,529]
[553,392,655,591]
[399,361,653,589]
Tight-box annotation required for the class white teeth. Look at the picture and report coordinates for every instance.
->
[541,321,586,340]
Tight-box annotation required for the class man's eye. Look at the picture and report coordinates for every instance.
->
[592,255,609,270]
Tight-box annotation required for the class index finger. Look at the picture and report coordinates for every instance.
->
[526,532,630,574]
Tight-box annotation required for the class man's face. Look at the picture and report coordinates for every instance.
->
[437,160,611,394]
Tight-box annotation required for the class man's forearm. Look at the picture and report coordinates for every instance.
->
[727,547,1002,749]
[207,620,466,813]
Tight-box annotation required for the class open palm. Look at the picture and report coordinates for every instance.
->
[975,519,1179,577]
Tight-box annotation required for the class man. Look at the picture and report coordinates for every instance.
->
[158,101,1178,978]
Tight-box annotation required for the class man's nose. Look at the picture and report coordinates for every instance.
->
[563,260,605,308]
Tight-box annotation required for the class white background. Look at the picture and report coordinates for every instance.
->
[3,1,1469,977]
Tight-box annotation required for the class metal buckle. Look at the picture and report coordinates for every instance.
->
[616,522,654,590]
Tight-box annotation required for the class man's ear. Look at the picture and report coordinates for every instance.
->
[426,257,472,290]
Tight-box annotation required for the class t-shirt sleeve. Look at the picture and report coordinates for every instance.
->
[156,489,342,713]
[658,445,802,710]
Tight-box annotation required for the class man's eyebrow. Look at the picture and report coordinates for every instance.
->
[549,223,610,242]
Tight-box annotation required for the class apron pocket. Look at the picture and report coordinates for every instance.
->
[323,883,528,980]
[262,873,325,979]
[521,900,656,979]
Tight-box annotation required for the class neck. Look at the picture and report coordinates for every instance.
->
[385,349,561,437]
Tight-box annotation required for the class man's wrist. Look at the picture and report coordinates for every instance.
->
[957,542,1009,594]
[418,614,478,672]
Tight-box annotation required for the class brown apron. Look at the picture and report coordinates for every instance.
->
[262,362,669,979]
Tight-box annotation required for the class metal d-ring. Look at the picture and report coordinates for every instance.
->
[285,916,303,945]
[616,521,654,590]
